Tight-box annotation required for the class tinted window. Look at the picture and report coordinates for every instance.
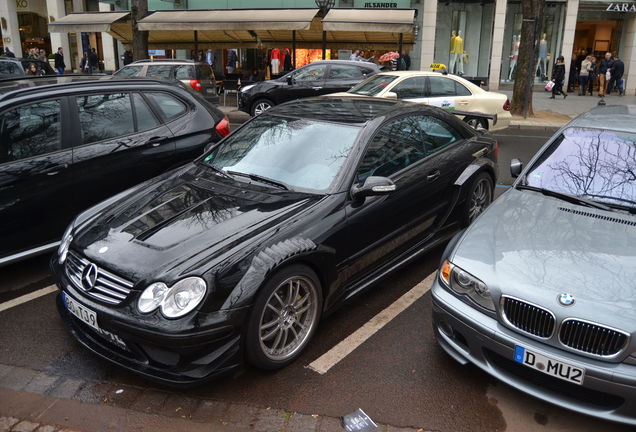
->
[114,65,143,77]
[293,64,326,82]
[357,116,428,181]
[429,76,457,97]
[146,65,172,79]
[417,116,462,153]
[175,65,195,80]
[0,100,62,163]
[203,115,360,191]
[525,127,636,208]
[77,93,134,144]
[196,64,214,80]
[455,82,472,96]
[0,61,21,76]
[328,65,363,80]
[348,75,398,96]
[391,77,426,99]
[133,93,159,131]
[146,92,187,120]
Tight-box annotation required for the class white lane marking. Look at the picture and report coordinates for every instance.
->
[307,272,436,375]
[0,285,58,313]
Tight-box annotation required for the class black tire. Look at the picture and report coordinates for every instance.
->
[464,116,488,131]
[251,98,275,116]
[462,172,493,226]
[244,264,322,370]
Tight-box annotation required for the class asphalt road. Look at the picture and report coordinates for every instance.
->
[2,127,630,431]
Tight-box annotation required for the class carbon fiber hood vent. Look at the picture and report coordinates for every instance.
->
[558,207,636,227]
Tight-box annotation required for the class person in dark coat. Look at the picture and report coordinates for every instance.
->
[123,50,133,65]
[54,47,66,75]
[4,47,15,58]
[607,56,625,96]
[88,48,99,73]
[401,50,411,70]
[550,56,567,99]
[567,53,577,92]
[598,52,614,97]
[587,56,597,96]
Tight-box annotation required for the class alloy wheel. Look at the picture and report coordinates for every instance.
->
[253,101,272,116]
[468,178,491,222]
[258,275,319,361]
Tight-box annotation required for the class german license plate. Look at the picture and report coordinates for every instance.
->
[62,292,126,349]
[514,345,584,385]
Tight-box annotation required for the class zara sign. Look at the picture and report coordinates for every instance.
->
[605,2,636,11]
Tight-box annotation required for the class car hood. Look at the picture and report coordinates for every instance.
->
[452,188,636,328]
[72,164,320,285]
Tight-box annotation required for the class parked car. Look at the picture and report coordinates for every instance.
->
[342,71,511,131]
[113,59,219,104]
[432,105,636,425]
[0,76,229,266]
[52,96,497,385]
[0,57,56,77]
[238,60,381,116]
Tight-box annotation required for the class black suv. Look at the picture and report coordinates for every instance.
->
[238,60,381,116]
[114,60,218,104]
[0,76,229,266]
[0,57,56,77]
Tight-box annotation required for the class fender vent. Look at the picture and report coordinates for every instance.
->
[558,207,636,226]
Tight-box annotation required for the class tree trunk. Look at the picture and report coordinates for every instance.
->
[130,0,149,62]
[510,0,545,118]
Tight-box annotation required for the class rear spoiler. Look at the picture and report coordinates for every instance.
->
[449,109,498,126]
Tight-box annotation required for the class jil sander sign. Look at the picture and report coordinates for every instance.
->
[605,2,636,11]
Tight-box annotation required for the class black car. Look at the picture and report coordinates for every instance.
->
[0,57,56,77]
[0,76,228,266]
[238,60,381,116]
[52,96,497,385]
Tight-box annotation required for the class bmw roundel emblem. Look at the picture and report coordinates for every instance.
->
[558,293,575,306]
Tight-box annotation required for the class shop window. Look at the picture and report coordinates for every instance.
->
[392,77,426,99]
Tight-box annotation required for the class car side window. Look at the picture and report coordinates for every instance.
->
[115,65,143,77]
[132,93,160,131]
[145,65,172,79]
[0,100,62,164]
[357,116,428,182]
[328,65,363,80]
[428,76,457,97]
[417,116,463,154]
[146,92,187,121]
[76,93,134,144]
[391,77,426,99]
[293,64,326,82]
[0,61,21,76]
[455,82,472,97]
[175,65,195,80]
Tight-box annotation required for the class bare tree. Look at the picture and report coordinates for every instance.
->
[130,0,149,61]
[510,0,545,118]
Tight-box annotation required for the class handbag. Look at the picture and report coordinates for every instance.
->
[544,81,555,91]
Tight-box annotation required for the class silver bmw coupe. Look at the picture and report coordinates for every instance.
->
[432,105,636,426]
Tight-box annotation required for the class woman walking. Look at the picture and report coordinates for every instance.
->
[587,56,597,95]
[550,56,567,99]
[578,55,592,96]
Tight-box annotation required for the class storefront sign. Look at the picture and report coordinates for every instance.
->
[605,2,636,11]
[354,0,411,7]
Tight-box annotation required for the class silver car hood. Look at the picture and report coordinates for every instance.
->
[452,188,636,330]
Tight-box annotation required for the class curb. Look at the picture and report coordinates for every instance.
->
[507,123,562,132]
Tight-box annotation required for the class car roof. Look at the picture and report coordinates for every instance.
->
[266,95,440,124]
[304,60,381,69]
[567,104,636,134]
[127,59,206,65]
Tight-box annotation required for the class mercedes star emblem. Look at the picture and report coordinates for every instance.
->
[81,263,99,292]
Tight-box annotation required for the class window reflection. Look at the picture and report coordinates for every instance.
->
[77,93,134,144]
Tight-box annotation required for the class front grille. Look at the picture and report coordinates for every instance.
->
[65,251,133,305]
[501,296,555,338]
[559,319,629,357]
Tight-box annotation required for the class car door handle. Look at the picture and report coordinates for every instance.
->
[312,86,323,90]
[458,100,470,105]
[145,136,166,147]
[427,170,441,182]
[44,163,68,176]
[472,147,489,158]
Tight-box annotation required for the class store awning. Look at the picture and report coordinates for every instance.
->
[48,11,130,33]
[322,9,415,33]
[138,9,319,31]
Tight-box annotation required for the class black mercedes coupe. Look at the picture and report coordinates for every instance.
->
[52,96,498,385]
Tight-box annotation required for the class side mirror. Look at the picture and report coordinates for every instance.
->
[351,176,396,200]
[287,76,294,85]
[385,91,398,100]
[510,158,523,178]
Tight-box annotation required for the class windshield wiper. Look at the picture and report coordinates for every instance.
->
[203,164,235,180]
[516,184,612,211]
[226,171,290,190]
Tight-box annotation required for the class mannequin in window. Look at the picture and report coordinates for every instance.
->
[536,33,547,80]
[449,30,464,75]
[508,35,520,81]
[270,48,281,75]
[227,49,237,74]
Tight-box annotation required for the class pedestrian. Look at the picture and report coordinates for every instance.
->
[578,55,592,96]
[123,50,133,65]
[80,52,89,73]
[4,47,15,58]
[28,48,38,59]
[550,56,567,99]
[38,49,47,62]
[54,47,66,75]
[587,56,597,95]
[598,52,614,97]
[607,55,625,96]
[88,48,99,73]
[350,50,359,61]
[26,62,42,76]
[401,50,411,70]
[567,53,577,92]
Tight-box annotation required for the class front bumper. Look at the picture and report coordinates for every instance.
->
[52,259,249,387]
[237,91,251,113]
[431,277,636,426]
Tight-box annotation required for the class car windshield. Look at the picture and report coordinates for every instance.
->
[524,127,636,209]
[202,115,360,192]
[348,75,398,96]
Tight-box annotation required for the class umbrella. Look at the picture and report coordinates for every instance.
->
[378,51,400,62]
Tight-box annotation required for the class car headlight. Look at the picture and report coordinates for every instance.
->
[440,260,495,311]
[240,84,255,93]
[137,277,207,319]
[58,224,73,265]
